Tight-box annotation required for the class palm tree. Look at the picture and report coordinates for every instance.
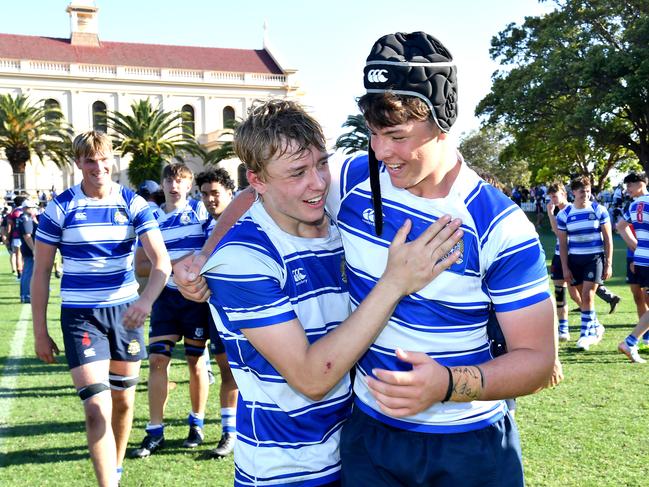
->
[334,114,370,154]
[106,99,203,188]
[0,93,73,190]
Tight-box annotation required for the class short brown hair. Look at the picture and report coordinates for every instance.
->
[162,162,193,182]
[72,131,113,160]
[547,182,566,194]
[357,92,433,129]
[234,99,325,179]
[570,176,591,191]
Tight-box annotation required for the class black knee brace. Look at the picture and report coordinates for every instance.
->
[184,343,207,357]
[554,285,566,308]
[77,381,110,402]
[149,340,175,357]
[109,372,140,390]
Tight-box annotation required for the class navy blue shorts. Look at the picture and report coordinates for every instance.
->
[150,287,209,341]
[207,311,225,355]
[61,303,147,370]
[550,254,564,281]
[632,264,649,289]
[627,257,642,285]
[568,253,603,285]
[340,406,524,487]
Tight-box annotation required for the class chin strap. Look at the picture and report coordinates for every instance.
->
[368,146,383,236]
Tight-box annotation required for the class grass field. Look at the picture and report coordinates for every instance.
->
[1,219,648,486]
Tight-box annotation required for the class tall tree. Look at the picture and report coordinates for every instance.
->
[476,0,649,183]
[107,99,202,188]
[334,114,370,154]
[0,93,73,189]
[459,126,531,190]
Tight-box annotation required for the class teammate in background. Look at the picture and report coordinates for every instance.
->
[557,176,612,351]
[616,171,649,362]
[7,195,25,279]
[547,183,621,341]
[32,131,170,487]
[195,168,238,458]
[137,179,162,218]
[17,199,39,303]
[131,163,212,458]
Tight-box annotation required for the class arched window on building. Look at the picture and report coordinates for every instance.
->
[223,106,235,128]
[92,101,107,133]
[182,104,195,138]
[44,98,61,122]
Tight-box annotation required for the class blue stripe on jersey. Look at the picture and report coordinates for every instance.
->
[35,184,159,308]
[235,463,341,487]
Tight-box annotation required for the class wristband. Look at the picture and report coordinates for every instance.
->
[441,366,453,402]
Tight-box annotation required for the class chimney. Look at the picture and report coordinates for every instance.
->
[67,1,100,47]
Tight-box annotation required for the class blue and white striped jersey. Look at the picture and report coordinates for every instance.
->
[327,152,550,434]
[154,199,209,289]
[556,202,609,255]
[35,183,159,308]
[624,194,649,267]
[202,201,352,487]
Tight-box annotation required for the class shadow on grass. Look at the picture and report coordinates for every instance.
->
[0,357,69,376]
[0,444,90,467]
[0,383,75,399]
[558,348,630,364]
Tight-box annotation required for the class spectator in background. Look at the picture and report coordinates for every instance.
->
[7,195,25,279]
[17,199,38,303]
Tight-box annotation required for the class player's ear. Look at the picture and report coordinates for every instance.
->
[247,170,266,195]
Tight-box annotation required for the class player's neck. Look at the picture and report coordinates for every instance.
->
[163,197,188,213]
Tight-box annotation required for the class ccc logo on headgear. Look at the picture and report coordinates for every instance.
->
[367,69,388,83]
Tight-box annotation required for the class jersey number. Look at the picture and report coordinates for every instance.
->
[638,202,644,223]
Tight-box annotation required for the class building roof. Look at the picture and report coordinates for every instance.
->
[0,33,283,74]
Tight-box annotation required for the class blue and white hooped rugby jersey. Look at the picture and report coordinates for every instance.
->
[35,183,159,308]
[202,201,352,487]
[153,198,209,289]
[556,201,610,255]
[624,194,649,267]
[327,152,550,434]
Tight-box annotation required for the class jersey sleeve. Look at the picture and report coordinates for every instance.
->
[597,204,610,225]
[34,199,64,246]
[130,194,159,236]
[555,209,567,231]
[482,210,550,313]
[202,243,297,331]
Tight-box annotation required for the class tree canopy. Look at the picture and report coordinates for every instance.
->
[0,93,72,189]
[476,0,649,187]
[106,99,202,187]
[334,114,370,154]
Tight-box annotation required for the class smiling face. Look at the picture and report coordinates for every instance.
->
[368,118,450,198]
[76,150,114,198]
[626,181,646,199]
[572,185,591,208]
[200,181,233,219]
[248,141,330,237]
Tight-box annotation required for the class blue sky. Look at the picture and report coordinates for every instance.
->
[0,0,555,142]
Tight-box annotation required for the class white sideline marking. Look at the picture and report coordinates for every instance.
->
[0,304,31,451]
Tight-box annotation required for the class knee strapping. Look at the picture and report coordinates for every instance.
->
[184,343,206,357]
[109,372,140,390]
[554,286,566,308]
[77,381,110,402]
[149,340,175,357]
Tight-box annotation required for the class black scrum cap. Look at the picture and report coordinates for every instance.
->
[363,32,458,235]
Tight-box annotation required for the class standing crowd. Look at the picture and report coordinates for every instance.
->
[20,29,643,487]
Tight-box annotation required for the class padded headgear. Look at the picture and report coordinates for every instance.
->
[363,31,458,133]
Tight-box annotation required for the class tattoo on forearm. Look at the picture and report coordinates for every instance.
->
[450,366,484,402]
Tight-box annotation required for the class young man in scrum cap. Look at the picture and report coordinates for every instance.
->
[329,32,555,486]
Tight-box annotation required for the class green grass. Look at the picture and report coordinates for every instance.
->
[1,218,648,486]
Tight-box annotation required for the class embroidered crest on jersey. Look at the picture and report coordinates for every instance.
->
[180,212,192,225]
[75,212,87,221]
[588,213,596,220]
[127,339,141,356]
[362,208,375,225]
[195,327,204,338]
[114,210,129,224]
